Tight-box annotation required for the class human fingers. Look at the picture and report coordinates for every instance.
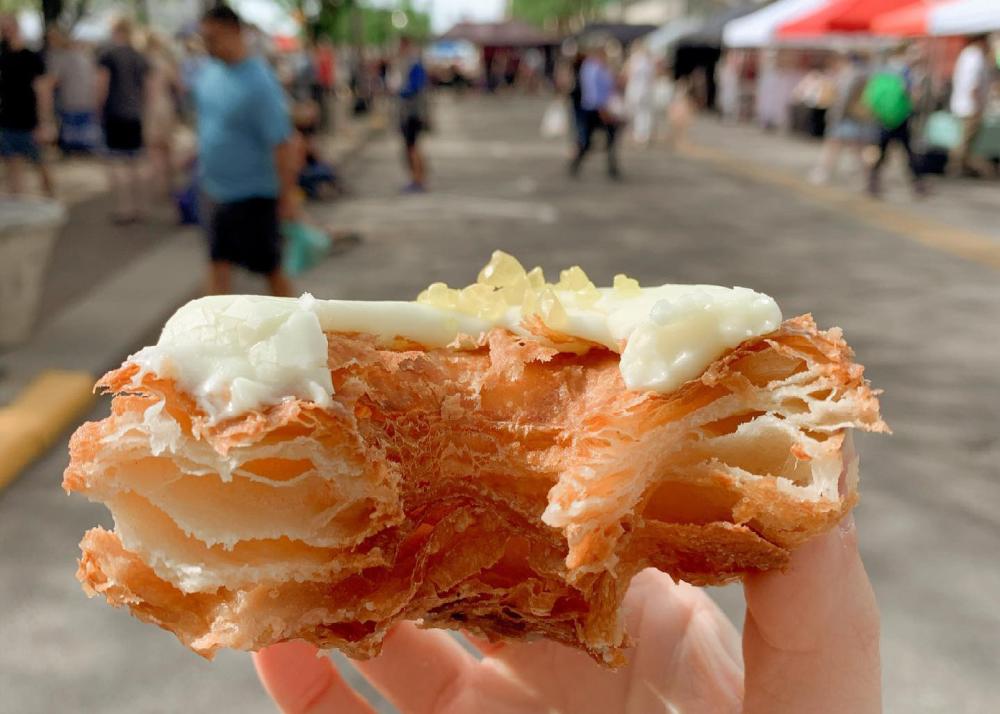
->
[253,640,375,714]
[622,569,743,713]
[742,514,881,714]
[348,621,476,714]
[479,569,742,714]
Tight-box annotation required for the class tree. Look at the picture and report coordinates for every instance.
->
[511,0,610,32]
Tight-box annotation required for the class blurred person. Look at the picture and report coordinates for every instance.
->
[624,43,655,145]
[144,32,181,198]
[394,36,429,193]
[46,28,100,155]
[651,60,674,140]
[792,58,838,139]
[98,17,150,223]
[196,4,297,297]
[665,76,695,150]
[179,35,208,121]
[566,51,587,150]
[717,52,739,122]
[810,53,874,185]
[568,46,621,180]
[255,502,880,713]
[313,38,336,131]
[520,47,543,93]
[948,34,994,177]
[864,48,927,198]
[0,14,55,196]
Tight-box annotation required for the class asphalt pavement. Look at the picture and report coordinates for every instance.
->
[2,94,998,714]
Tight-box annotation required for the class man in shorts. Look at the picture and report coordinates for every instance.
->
[98,18,149,223]
[396,37,428,192]
[0,14,55,196]
[196,5,296,297]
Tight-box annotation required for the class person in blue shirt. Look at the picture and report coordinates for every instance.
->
[569,46,620,180]
[396,36,428,192]
[196,5,296,296]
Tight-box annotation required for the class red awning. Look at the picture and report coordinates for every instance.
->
[870,1,935,35]
[778,0,922,36]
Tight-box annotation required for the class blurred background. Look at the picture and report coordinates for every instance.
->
[1,0,999,712]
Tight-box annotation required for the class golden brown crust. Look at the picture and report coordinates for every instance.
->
[66,315,885,664]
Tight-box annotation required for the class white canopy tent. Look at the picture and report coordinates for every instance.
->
[930,0,1000,36]
[723,0,830,48]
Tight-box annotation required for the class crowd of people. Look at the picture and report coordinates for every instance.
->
[0,7,435,296]
[562,41,695,181]
[792,35,996,196]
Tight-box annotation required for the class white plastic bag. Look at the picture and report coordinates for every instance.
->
[540,100,568,138]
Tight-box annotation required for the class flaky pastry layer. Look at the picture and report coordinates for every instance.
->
[65,315,885,664]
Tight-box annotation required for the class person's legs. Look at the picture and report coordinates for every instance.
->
[401,118,426,190]
[605,119,620,179]
[126,155,147,219]
[149,140,175,198]
[897,120,927,194]
[1,130,49,195]
[106,157,135,220]
[811,137,842,184]
[3,156,25,194]
[569,110,596,176]
[867,127,892,196]
[948,115,979,177]
[267,270,293,297]
[35,158,55,197]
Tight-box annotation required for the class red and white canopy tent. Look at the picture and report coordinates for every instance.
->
[777,0,922,37]
[872,0,1000,37]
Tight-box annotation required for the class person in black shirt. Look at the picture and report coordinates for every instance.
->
[0,14,55,195]
[97,17,150,223]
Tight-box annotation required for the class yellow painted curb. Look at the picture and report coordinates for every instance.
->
[0,370,95,491]
[679,143,1000,272]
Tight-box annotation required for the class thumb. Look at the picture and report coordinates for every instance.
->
[742,514,881,714]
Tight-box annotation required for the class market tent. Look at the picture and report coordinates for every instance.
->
[646,16,705,54]
[723,0,831,47]
[679,2,769,47]
[875,0,1000,36]
[779,0,920,37]
[870,2,937,35]
[932,0,1000,35]
[573,22,658,48]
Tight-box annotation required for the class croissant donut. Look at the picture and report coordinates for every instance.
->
[65,253,885,665]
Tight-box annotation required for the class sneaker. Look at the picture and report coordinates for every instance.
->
[401,182,426,194]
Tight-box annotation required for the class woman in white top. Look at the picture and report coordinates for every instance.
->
[625,44,656,145]
[948,34,994,177]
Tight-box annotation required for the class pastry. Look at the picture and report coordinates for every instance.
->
[65,252,885,665]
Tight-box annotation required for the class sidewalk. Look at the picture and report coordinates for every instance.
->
[684,117,1000,257]
[0,112,382,488]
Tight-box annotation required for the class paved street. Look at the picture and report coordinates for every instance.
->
[2,94,998,713]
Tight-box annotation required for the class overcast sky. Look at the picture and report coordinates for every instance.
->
[388,0,507,32]
[234,0,506,36]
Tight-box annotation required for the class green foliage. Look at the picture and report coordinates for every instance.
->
[278,0,430,46]
[0,0,34,13]
[511,0,610,29]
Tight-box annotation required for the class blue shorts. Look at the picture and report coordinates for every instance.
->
[0,129,41,162]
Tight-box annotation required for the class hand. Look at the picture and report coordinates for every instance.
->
[255,492,880,713]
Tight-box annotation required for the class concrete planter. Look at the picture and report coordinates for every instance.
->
[0,198,66,346]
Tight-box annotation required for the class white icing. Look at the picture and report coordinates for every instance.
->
[129,260,781,422]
